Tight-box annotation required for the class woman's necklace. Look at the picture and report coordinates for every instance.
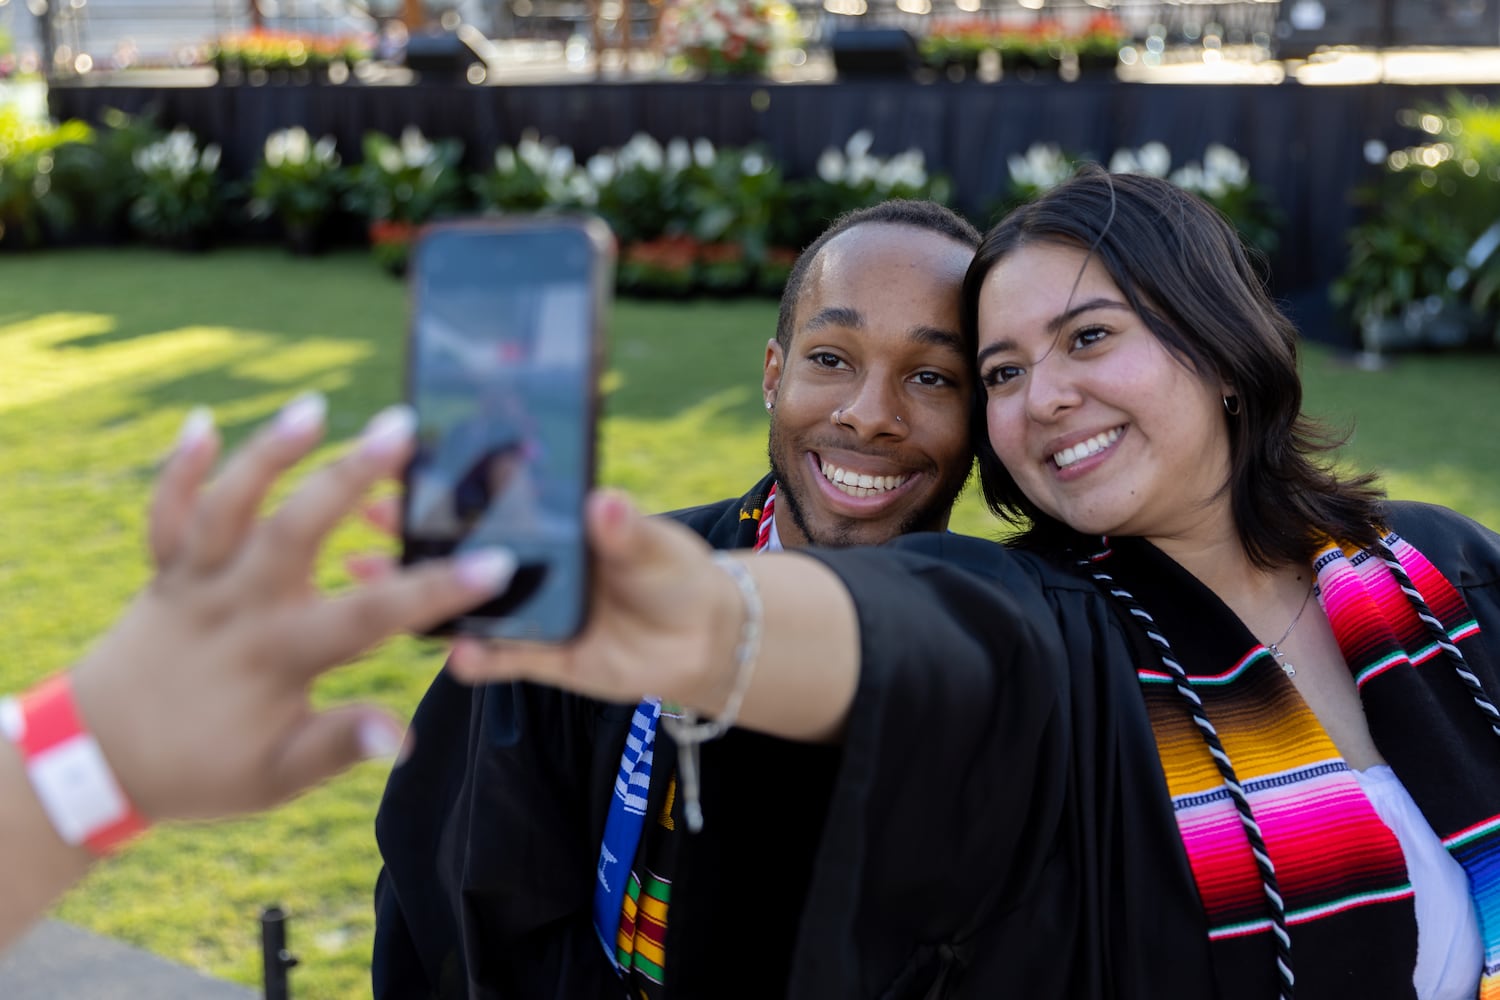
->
[1265,580,1317,678]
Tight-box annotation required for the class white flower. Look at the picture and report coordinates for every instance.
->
[817,148,845,183]
[399,126,435,168]
[518,130,550,172]
[1136,141,1171,177]
[847,152,877,186]
[1202,143,1248,190]
[742,151,766,175]
[550,146,578,180]
[1108,148,1139,174]
[666,138,692,173]
[566,172,598,207]
[280,127,309,166]
[200,144,221,172]
[587,152,616,186]
[845,129,874,160]
[1011,143,1069,190]
[313,135,338,166]
[494,146,517,172]
[376,145,403,174]
[264,130,287,168]
[620,132,664,172]
[1169,163,1205,194]
[693,137,716,167]
[881,149,927,189]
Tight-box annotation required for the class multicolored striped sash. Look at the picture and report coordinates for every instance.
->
[1094,529,1500,998]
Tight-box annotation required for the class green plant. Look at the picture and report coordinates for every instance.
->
[918,20,993,73]
[1072,13,1126,69]
[128,127,224,248]
[48,107,162,241]
[0,106,94,247]
[1331,203,1468,331]
[345,127,465,226]
[249,126,346,250]
[1001,141,1280,258]
[1167,144,1282,257]
[783,131,951,251]
[1334,92,1500,346]
[471,130,591,214]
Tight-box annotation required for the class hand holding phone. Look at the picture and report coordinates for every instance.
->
[401,217,613,641]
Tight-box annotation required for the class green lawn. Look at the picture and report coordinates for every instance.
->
[1,247,1498,995]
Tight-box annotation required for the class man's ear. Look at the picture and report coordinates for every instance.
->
[763,338,784,409]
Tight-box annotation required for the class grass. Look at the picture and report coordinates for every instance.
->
[2,247,1499,995]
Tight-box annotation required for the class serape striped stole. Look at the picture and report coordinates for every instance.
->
[1102,531,1500,998]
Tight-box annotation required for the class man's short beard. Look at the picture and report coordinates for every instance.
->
[766,423,971,549]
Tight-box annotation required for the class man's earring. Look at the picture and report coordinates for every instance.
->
[765,399,774,411]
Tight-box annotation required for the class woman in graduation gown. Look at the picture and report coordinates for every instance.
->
[449,170,1500,1000]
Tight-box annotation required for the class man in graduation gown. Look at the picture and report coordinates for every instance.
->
[372,199,982,998]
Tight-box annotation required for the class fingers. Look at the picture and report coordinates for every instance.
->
[251,406,417,579]
[344,552,398,584]
[266,705,410,805]
[182,393,329,573]
[292,548,518,673]
[148,408,220,568]
[360,495,401,537]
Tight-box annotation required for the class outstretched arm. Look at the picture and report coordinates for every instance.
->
[446,491,862,744]
[0,397,514,949]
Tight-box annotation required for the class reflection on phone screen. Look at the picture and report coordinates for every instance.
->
[405,224,597,639]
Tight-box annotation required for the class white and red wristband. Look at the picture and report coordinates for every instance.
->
[0,673,149,856]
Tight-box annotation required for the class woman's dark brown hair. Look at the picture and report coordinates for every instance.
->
[961,165,1384,567]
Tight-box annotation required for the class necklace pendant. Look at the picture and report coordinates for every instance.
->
[1267,643,1296,678]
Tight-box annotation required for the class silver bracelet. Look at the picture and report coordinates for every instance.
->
[660,553,762,832]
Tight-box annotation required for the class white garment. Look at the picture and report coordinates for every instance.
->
[1353,764,1483,1000]
[765,511,785,553]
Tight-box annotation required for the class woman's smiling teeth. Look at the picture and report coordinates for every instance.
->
[1052,427,1123,469]
[820,461,910,498]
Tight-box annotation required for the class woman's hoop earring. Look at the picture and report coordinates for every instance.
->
[1223,395,1241,416]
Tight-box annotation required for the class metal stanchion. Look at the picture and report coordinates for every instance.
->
[260,905,299,1000]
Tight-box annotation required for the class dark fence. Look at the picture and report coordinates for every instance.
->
[48,76,1500,345]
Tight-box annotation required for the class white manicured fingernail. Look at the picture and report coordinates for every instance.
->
[455,547,517,593]
[359,404,416,458]
[176,407,215,450]
[275,392,327,439]
[358,718,405,761]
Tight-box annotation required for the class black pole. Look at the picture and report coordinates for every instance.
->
[260,905,299,1000]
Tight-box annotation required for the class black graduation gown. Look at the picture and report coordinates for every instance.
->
[373,475,843,998]
[787,501,1500,999]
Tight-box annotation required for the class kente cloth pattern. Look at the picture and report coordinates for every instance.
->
[608,484,776,991]
[617,867,672,986]
[1105,529,1500,995]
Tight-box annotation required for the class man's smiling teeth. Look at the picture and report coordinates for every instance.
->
[1053,427,1123,469]
[820,461,910,498]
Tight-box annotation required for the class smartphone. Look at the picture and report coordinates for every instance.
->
[401,216,613,641]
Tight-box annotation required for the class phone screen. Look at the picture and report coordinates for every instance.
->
[402,220,608,640]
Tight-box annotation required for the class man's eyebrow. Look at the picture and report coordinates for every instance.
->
[803,306,864,331]
[909,325,966,357]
